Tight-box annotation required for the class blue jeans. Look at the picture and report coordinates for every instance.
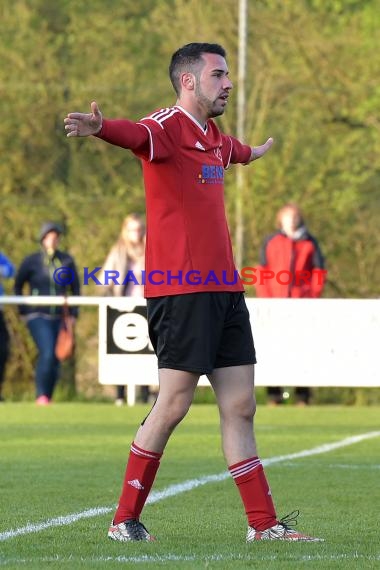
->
[27,317,61,399]
[0,312,10,394]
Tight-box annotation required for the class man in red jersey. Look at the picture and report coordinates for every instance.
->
[64,43,322,543]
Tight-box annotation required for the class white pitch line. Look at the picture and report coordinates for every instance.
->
[0,430,379,542]
[1,553,380,564]
[276,462,380,470]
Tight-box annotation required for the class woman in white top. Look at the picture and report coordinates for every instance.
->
[102,213,145,298]
[101,214,148,405]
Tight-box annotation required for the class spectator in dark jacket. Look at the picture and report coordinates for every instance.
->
[255,204,326,405]
[14,222,80,404]
[0,252,15,402]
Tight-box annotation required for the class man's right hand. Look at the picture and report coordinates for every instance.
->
[64,101,103,137]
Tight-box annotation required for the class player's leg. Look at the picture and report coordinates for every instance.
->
[109,368,199,541]
[134,368,199,452]
[210,293,322,542]
[209,364,278,531]
[110,292,231,542]
[209,364,257,462]
[210,364,322,542]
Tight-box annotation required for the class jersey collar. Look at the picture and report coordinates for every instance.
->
[175,105,208,134]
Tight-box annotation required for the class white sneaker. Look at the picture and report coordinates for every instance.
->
[108,519,155,542]
[247,511,323,542]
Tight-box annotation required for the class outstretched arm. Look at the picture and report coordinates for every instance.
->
[64,101,103,137]
[225,135,274,166]
[248,137,274,162]
[64,101,150,153]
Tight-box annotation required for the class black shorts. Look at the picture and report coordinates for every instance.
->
[147,292,256,375]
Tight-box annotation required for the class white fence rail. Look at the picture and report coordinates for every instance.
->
[3,296,380,405]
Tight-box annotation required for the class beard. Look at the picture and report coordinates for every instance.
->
[195,83,226,119]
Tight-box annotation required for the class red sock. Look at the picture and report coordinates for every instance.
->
[113,442,162,524]
[229,456,277,530]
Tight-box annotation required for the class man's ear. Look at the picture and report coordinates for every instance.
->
[182,73,195,90]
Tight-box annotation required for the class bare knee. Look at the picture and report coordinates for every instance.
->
[221,395,256,422]
[235,396,256,421]
[153,391,192,431]
[166,396,191,428]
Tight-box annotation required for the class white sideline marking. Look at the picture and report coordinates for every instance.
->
[278,462,380,470]
[0,431,379,542]
[1,553,380,564]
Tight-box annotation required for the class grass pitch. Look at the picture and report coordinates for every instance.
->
[0,403,379,569]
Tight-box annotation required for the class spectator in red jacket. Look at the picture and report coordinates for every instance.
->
[255,203,326,405]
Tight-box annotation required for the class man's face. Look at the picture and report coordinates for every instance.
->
[42,231,60,252]
[194,53,233,119]
[280,210,300,237]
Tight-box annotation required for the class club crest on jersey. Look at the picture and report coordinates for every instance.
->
[213,147,223,162]
[198,164,224,185]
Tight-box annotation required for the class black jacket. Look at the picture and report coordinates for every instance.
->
[14,249,80,317]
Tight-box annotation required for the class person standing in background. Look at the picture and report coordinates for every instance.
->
[101,213,149,405]
[255,203,326,406]
[0,252,15,402]
[14,222,80,405]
